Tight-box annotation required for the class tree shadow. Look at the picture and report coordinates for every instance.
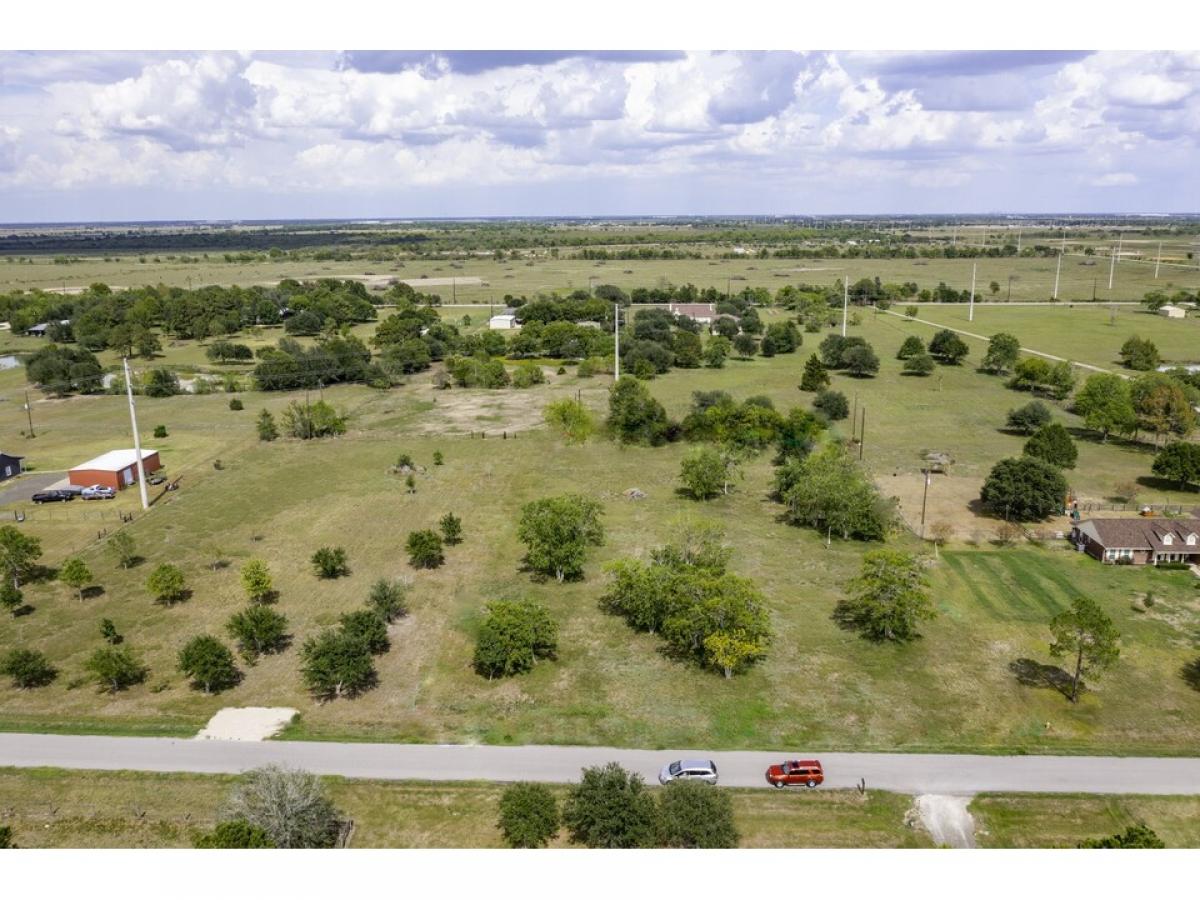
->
[1009,658,1076,699]
[117,555,146,569]
[12,603,36,617]
[1138,475,1199,494]
[81,585,106,600]
[1181,658,1200,692]
[155,589,194,607]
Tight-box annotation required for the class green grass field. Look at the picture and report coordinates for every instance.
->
[4,245,1199,305]
[2,305,1200,753]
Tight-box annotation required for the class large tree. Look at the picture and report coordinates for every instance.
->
[1073,373,1137,442]
[836,549,935,643]
[799,353,830,391]
[929,329,970,365]
[517,494,605,582]
[1049,596,1120,703]
[981,332,1020,374]
[1023,423,1078,469]
[1152,441,1200,490]
[1119,335,1161,371]
[473,599,558,678]
[497,783,560,848]
[607,376,671,446]
[774,445,893,540]
[1006,401,1052,435]
[657,779,739,848]
[561,763,659,849]
[980,456,1069,521]
[299,629,376,700]
[0,526,42,590]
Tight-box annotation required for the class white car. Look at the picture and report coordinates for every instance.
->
[81,484,115,500]
[658,759,719,785]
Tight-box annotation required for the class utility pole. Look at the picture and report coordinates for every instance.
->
[858,407,865,461]
[1053,252,1062,300]
[452,278,457,303]
[1155,241,1162,279]
[23,390,35,438]
[841,276,849,337]
[613,303,620,381]
[968,263,977,322]
[122,357,149,511]
[1107,242,1117,290]
[1016,228,1022,254]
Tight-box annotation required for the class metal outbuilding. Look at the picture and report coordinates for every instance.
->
[68,448,161,490]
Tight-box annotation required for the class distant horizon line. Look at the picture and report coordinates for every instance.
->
[3,212,1200,228]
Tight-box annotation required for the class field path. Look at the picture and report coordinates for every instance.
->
[879,308,1122,377]
[3,733,1200,796]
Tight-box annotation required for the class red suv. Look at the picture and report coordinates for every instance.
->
[765,759,824,788]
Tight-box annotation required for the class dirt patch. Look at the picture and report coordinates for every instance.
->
[916,794,976,848]
[407,375,607,436]
[196,707,297,741]
[879,471,989,541]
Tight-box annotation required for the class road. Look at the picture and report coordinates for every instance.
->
[3,733,1200,795]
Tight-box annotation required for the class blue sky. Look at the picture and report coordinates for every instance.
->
[1,50,1197,221]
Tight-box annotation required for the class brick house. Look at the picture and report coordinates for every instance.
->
[1071,517,1200,565]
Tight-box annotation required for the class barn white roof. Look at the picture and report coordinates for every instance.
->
[70,449,159,472]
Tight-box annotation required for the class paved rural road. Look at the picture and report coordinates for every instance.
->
[3,733,1200,795]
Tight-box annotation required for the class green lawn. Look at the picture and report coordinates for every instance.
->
[1,303,1199,754]
[972,792,1200,848]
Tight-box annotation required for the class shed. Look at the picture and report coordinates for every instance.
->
[488,314,519,330]
[1158,304,1187,319]
[0,452,23,481]
[68,448,162,490]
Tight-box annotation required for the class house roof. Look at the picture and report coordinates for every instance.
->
[0,451,24,460]
[70,448,159,472]
[1076,517,1200,551]
[669,303,717,318]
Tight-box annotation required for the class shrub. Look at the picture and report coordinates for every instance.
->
[311,547,349,578]
[813,389,849,421]
[497,783,560,848]
[229,398,244,411]
[366,579,409,623]
[929,329,970,364]
[240,559,274,603]
[226,605,289,660]
[224,766,343,848]
[281,400,346,439]
[607,376,672,446]
[194,819,275,849]
[1023,422,1078,469]
[439,513,464,545]
[406,529,445,569]
[1006,401,1052,434]
[897,335,925,359]
[177,635,240,694]
[256,409,279,442]
[1079,824,1165,849]
[517,495,605,582]
[85,646,148,693]
[146,563,187,606]
[473,599,558,678]
[432,450,444,466]
[1,648,57,688]
[544,398,596,444]
[799,353,829,391]
[902,352,935,376]
[562,763,658,848]
[511,364,546,388]
[657,779,739,848]
[153,425,169,439]
[338,609,390,655]
[679,447,728,500]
